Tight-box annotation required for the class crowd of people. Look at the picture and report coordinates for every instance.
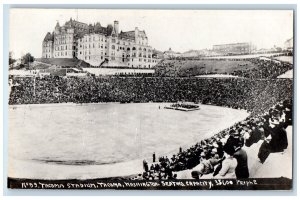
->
[137,98,292,180]
[231,58,293,79]
[9,76,292,116]
[8,61,293,180]
[169,103,199,109]
[154,58,293,79]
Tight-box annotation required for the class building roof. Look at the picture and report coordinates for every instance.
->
[213,42,251,47]
[50,18,148,41]
[43,32,54,42]
[163,48,181,54]
[119,31,135,40]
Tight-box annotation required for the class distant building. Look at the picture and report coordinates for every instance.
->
[163,48,181,58]
[181,50,202,58]
[42,18,159,68]
[212,42,255,55]
[284,37,293,51]
[181,49,214,57]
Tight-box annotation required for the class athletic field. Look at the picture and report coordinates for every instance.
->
[8,103,249,179]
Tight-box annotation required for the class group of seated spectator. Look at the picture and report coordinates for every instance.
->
[8,67,293,181]
[231,58,293,79]
[138,99,292,180]
[9,76,292,116]
[155,58,292,79]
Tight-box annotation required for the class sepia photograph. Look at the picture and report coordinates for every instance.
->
[6,8,294,190]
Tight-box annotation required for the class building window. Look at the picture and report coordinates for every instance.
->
[112,45,115,50]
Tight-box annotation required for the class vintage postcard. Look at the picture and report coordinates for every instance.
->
[7,8,293,190]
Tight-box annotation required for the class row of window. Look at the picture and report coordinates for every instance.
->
[54,40,72,45]
[49,39,150,52]
[43,48,52,53]
[54,45,70,51]
[45,51,155,59]
[79,50,152,58]
[79,43,107,49]
[79,51,106,56]
[127,64,152,68]
[44,54,51,58]
[55,51,70,57]
[84,56,105,60]
[79,36,107,43]
[79,35,148,46]
[55,35,72,41]
[77,43,151,53]
[43,43,52,47]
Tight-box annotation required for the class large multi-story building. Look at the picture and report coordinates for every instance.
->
[42,18,159,68]
[212,42,255,55]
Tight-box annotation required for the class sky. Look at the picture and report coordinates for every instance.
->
[9,9,293,59]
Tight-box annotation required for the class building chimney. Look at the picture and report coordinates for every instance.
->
[134,27,139,41]
[114,20,119,35]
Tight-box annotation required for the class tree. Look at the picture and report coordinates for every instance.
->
[21,53,35,65]
[9,51,16,67]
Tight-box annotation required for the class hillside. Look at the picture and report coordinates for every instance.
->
[154,59,257,77]
[35,58,90,68]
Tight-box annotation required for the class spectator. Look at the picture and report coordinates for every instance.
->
[233,147,249,178]
[215,145,237,178]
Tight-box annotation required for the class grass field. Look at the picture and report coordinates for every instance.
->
[8,103,249,179]
[35,58,90,67]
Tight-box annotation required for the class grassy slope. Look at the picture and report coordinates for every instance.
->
[35,58,90,68]
[155,60,258,77]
